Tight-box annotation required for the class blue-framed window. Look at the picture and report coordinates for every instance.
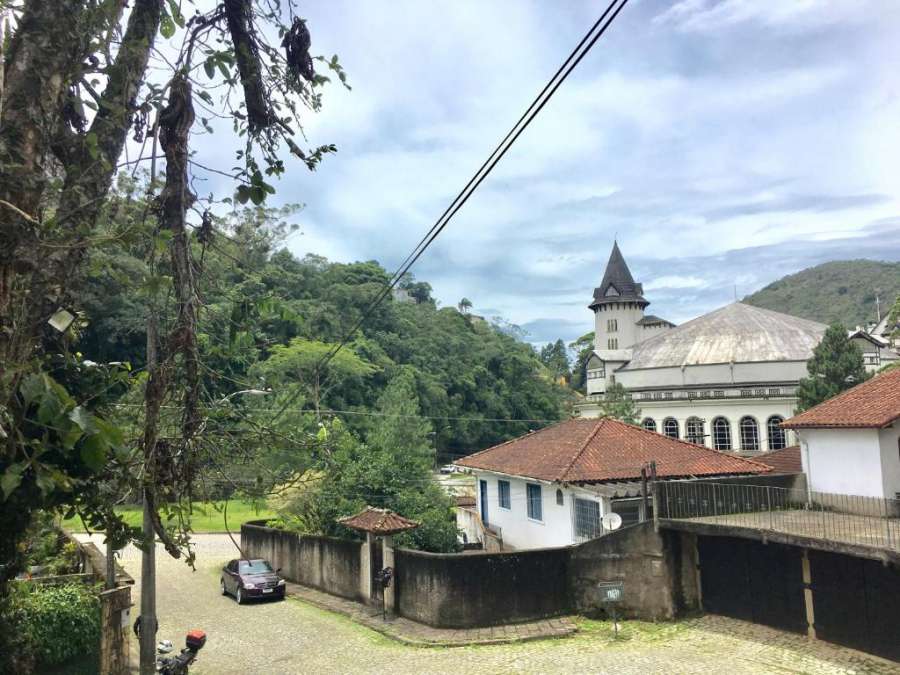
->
[526,483,542,521]
[498,480,511,509]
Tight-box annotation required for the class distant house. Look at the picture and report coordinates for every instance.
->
[783,368,900,500]
[454,417,769,550]
[848,327,899,373]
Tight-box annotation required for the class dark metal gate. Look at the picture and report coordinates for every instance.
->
[698,536,806,634]
[809,550,900,662]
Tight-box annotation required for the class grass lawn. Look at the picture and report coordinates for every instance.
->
[61,500,275,533]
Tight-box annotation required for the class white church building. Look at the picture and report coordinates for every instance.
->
[577,243,828,454]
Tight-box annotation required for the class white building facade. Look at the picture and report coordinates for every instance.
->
[578,244,828,454]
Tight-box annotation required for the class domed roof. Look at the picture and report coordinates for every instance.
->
[621,302,826,370]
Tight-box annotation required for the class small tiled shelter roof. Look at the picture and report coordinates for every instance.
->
[455,417,770,484]
[756,445,802,474]
[783,368,900,429]
[337,507,419,535]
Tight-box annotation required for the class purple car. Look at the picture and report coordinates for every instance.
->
[220,559,286,604]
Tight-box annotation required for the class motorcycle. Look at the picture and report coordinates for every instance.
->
[156,630,207,674]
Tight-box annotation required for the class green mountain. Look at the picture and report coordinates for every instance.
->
[744,260,900,327]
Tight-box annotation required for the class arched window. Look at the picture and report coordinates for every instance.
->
[556,489,564,506]
[685,417,705,445]
[663,418,679,439]
[642,418,657,432]
[767,416,786,450]
[740,416,760,451]
[712,417,732,450]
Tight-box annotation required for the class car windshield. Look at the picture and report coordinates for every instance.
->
[238,560,273,574]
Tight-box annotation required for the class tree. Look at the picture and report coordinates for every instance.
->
[539,339,571,383]
[569,332,595,392]
[457,297,473,314]
[597,382,640,425]
[797,323,870,411]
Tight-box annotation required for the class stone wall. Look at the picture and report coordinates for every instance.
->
[569,522,700,621]
[241,521,364,601]
[394,546,571,628]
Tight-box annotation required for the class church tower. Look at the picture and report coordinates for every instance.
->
[589,242,649,353]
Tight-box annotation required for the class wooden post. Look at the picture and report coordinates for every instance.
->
[100,585,132,675]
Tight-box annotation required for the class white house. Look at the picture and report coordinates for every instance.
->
[578,243,829,455]
[848,328,900,374]
[454,417,769,550]
[783,367,900,500]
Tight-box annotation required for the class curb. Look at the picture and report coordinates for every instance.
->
[285,587,578,648]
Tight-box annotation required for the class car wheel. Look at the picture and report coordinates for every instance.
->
[220,579,227,596]
[236,587,244,605]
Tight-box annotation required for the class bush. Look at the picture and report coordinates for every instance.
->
[2,583,100,671]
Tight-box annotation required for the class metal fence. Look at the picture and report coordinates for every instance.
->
[657,480,900,552]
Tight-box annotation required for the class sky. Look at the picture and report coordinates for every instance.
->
[194,0,900,345]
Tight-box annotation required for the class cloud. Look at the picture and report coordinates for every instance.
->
[181,1,900,350]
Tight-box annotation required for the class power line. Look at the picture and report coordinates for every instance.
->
[267,0,633,425]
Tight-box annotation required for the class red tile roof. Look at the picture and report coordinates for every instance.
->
[783,368,900,429]
[756,445,802,473]
[337,507,420,535]
[454,417,770,484]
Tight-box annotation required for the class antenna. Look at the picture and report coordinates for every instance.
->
[733,284,738,302]
[875,289,882,322]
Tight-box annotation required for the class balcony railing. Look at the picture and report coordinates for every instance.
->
[657,480,900,553]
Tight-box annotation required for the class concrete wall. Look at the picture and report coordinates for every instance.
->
[241,521,364,601]
[569,522,700,621]
[878,425,900,500]
[394,546,572,628]
[473,472,608,550]
[799,428,885,498]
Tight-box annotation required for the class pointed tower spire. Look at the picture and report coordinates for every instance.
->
[589,242,648,310]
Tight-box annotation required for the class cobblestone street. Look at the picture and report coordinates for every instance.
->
[84,534,900,674]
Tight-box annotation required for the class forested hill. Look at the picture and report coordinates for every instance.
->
[76,186,568,458]
[743,260,900,327]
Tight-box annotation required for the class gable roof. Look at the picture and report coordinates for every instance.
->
[337,507,420,535]
[783,368,900,429]
[622,302,826,370]
[455,417,770,484]
[756,445,802,473]
[589,243,648,310]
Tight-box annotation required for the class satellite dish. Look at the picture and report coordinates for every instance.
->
[601,512,622,531]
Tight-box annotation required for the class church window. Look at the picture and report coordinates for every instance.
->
[740,416,760,451]
[607,318,618,332]
[663,418,679,439]
[686,417,705,445]
[712,417,731,450]
[642,418,657,432]
[767,416,787,450]
[607,338,618,349]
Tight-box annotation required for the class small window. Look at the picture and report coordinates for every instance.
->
[740,389,752,398]
[740,416,760,451]
[556,489,564,506]
[526,483,543,521]
[767,416,786,451]
[498,480,511,509]
[663,418,679,439]
[713,390,725,398]
[686,417,705,445]
[642,418,657,432]
[712,417,731,450]
[607,338,618,349]
[768,388,780,396]
[664,391,673,399]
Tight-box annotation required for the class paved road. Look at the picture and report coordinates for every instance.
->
[81,534,899,674]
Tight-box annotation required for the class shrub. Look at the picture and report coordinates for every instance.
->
[4,583,100,670]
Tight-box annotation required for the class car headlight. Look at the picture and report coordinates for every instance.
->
[277,579,285,586]
[243,583,256,589]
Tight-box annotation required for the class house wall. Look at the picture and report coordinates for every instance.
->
[878,425,900,499]
[473,471,607,550]
[799,429,885,498]
[394,546,571,628]
[241,521,364,601]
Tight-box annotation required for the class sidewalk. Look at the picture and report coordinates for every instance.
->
[285,582,578,647]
